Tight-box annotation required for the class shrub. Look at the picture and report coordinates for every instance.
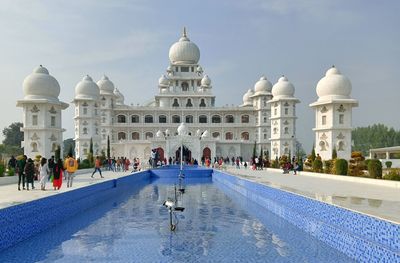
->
[79,159,93,169]
[0,163,5,177]
[323,160,333,174]
[7,167,15,176]
[335,159,348,175]
[368,159,382,179]
[364,159,371,169]
[312,159,323,173]
[384,169,400,181]
[271,159,279,168]
[351,151,363,159]
[385,161,392,169]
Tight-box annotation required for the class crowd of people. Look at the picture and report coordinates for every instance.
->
[8,154,71,191]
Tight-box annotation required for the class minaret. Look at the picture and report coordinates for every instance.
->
[250,76,273,153]
[97,75,117,150]
[268,76,300,160]
[73,75,101,160]
[310,66,358,160]
[17,65,69,158]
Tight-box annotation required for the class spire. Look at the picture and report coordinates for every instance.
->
[182,26,187,38]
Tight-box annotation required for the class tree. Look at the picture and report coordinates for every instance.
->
[252,141,257,159]
[55,145,61,161]
[310,144,316,162]
[63,138,75,157]
[107,135,110,159]
[88,137,94,165]
[2,122,23,146]
[332,147,337,159]
[352,124,400,156]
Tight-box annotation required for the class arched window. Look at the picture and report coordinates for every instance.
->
[241,132,249,140]
[225,132,233,140]
[241,115,249,123]
[273,128,278,134]
[186,99,193,107]
[118,132,126,140]
[199,115,207,123]
[159,115,167,123]
[199,98,206,107]
[212,115,221,123]
[338,141,345,151]
[181,82,189,91]
[131,115,139,123]
[132,132,140,140]
[225,115,234,123]
[185,115,193,123]
[172,98,179,107]
[212,132,220,138]
[144,115,153,123]
[145,132,153,139]
[83,127,88,134]
[172,115,180,123]
[117,115,126,123]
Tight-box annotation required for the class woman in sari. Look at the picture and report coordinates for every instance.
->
[53,159,63,190]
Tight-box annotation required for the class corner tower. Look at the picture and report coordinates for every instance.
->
[268,76,300,160]
[17,65,69,158]
[73,75,101,160]
[309,66,358,160]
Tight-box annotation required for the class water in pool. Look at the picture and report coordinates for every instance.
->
[0,177,352,262]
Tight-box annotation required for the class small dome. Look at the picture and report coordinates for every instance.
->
[272,76,295,98]
[156,130,163,138]
[316,66,352,101]
[113,88,125,105]
[23,65,60,101]
[201,75,211,86]
[169,28,200,65]
[254,76,272,93]
[74,75,100,100]
[242,89,254,106]
[97,75,115,95]
[158,75,170,87]
[196,66,203,72]
[167,65,173,72]
[177,122,188,136]
[201,130,210,138]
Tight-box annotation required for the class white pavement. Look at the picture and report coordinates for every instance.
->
[0,169,131,209]
[224,166,400,224]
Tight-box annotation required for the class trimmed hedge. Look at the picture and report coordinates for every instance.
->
[368,159,382,179]
[385,161,392,169]
[312,159,323,173]
[335,159,348,175]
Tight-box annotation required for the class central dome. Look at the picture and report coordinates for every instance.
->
[169,28,200,65]
[316,66,352,101]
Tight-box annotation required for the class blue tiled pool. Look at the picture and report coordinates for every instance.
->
[0,176,351,262]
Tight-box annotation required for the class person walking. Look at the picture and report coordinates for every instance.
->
[91,156,104,178]
[24,158,35,190]
[39,158,49,190]
[16,155,27,191]
[64,154,78,188]
[47,156,55,181]
[53,159,63,190]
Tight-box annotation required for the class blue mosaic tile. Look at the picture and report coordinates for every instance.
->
[212,170,400,263]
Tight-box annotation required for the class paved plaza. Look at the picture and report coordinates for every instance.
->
[0,167,398,224]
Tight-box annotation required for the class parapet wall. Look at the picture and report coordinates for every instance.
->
[212,170,400,262]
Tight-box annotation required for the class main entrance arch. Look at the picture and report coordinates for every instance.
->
[176,146,192,163]
[156,147,164,161]
[202,147,211,159]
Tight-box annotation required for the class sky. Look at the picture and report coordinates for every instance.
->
[0,0,399,152]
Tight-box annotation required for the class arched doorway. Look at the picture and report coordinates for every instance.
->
[156,147,164,161]
[176,146,192,164]
[203,147,211,159]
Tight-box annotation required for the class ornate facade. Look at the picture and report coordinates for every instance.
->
[73,28,299,162]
